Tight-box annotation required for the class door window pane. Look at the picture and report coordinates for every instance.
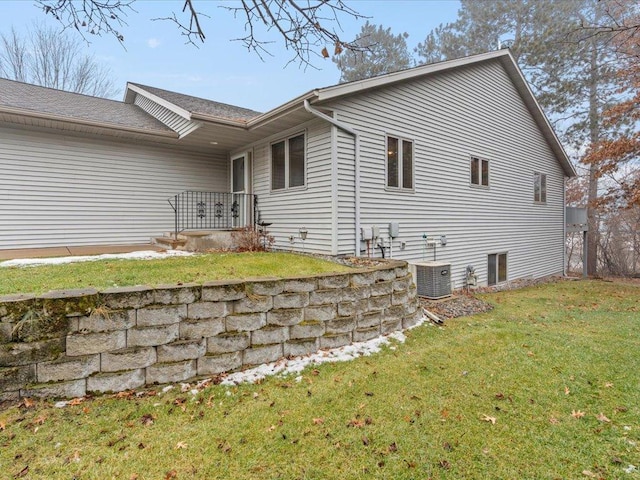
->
[232,157,244,192]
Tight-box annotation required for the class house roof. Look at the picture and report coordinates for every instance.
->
[0,50,575,176]
[0,77,174,136]
[126,83,262,122]
[307,49,576,177]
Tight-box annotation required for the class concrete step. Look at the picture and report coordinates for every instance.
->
[153,236,187,249]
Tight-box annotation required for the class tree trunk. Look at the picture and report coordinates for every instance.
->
[586,33,600,276]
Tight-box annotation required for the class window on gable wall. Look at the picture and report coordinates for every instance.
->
[271,133,305,191]
[534,172,547,203]
[471,156,489,187]
[387,136,413,189]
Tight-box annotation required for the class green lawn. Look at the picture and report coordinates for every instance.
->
[0,252,353,295]
[1,279,639,479]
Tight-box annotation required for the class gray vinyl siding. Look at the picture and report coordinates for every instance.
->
[336,127,356,255]
[0,126,227,250]
[251,119,333,254]
[328,59,566,286]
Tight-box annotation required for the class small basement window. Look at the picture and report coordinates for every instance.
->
[271,133,306,191]
[534,172,547,203]
[471,156,489,187]
[488,253,507,286]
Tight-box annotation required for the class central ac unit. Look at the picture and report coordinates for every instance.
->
[410,261,452,299]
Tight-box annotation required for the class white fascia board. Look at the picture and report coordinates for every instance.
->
[315,50,512,102]
[126,83,192,121]
[189,113,247,129]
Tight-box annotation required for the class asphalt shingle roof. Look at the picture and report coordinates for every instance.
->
[130,83,263,122]
[0,77,173,133]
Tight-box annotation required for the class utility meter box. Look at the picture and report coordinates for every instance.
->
[361,226,373,241]
[389,222,400,238]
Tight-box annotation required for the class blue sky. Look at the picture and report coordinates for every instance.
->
[0,0,460,112]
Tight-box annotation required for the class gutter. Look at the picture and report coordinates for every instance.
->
[303,99,361,257]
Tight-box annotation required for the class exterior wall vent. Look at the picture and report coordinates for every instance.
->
[410,261,452,299]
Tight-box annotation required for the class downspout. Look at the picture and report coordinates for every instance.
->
[303,99,361,256]
[563,178,567,277]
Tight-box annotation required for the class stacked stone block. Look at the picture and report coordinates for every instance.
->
[1,260,420,400]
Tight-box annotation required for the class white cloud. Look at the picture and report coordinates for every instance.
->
[147,38,161,49]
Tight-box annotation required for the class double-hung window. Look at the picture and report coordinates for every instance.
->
[271,133,305,191]
[534,172,547,203]
[386,136,413,190]
[470,156,489,187]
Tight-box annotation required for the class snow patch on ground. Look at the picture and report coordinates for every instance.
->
[220,327,417,387]
[0,250,194,268]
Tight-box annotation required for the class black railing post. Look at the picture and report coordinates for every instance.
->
[174,194,178,239]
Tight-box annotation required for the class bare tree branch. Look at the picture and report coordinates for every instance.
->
[36,0,135,45]
[0,23,118,98]
[33,0,368,67]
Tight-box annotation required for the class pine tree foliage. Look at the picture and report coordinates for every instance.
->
[332,21,412,83]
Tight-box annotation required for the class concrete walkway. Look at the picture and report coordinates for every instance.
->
[0,244,165,261]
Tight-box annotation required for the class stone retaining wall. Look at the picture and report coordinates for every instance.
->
[1,260,419,400]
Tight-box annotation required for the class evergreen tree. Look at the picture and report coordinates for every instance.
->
[333,21,412,83]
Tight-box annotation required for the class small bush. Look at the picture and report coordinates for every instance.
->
[231,226,275,252]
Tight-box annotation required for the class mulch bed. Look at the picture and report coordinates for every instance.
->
[419,275,564,320]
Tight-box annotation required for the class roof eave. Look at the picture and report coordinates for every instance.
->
[315,50,512,103]
[313,49,576,178]
[247,91,319,130]
[189,113,248,129]
[0,106,179,139]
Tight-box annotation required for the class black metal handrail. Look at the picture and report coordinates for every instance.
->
[167,191,256,239]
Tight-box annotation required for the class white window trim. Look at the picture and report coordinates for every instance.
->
[470,155,490,188]
[385,134,415,192]
[269,131,307,193]
[534,172,547,203]
[488,252,508,286]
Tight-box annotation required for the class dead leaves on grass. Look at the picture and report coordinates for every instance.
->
[480,414,497,425]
